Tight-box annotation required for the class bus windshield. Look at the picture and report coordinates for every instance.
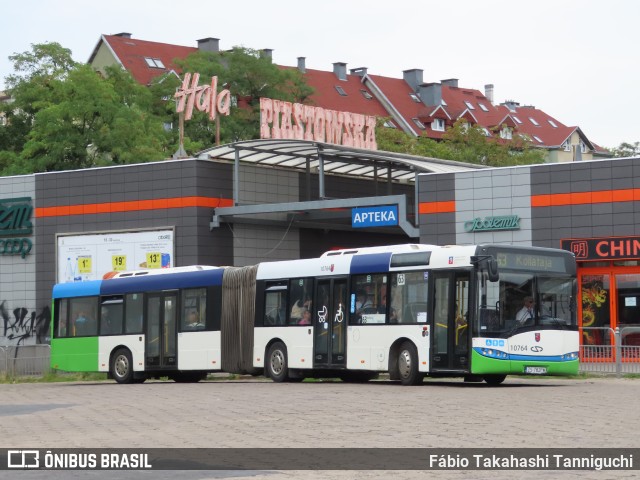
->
[476,270,576,337]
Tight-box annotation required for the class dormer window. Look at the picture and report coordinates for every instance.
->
[411,118,425,130]
[335,86,347,96]
[580,140,588,153]
[481,128,491,136]
[500,126,513,140]
[563,140,571,151]
[144,57,165,68]
[432,118,445,131]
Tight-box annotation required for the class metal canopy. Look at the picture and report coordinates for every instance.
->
[197,139,485,238]
[197,139,484,181]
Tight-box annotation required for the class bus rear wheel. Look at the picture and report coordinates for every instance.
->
[397,341,423,386]
[266,342,290,383]
[111,348,134,384]
[483,374,507,386]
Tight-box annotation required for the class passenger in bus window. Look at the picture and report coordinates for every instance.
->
[377,290,397,322]
[298,310,311,325]
[74,311,87,336]
[516,297,535,324]
[290,296,311,323]
[187,310,203,329]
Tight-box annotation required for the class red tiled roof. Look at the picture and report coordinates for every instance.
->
[94,34,605,151]
[99,35,196,85]
[298,68,391,119]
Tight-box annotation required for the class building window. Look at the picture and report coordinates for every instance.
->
[563,140,571,152]
[411,118,425,130]
[513,116,522,124]
[360,89,373,100]
[533,135,543,143]
[548,119,558,128]
[409,93,421,103]
[580,141,588,153]
[335,86,347,96]
[464,100,475,110]
[478,103,489,112]
[144,57,165,68]
[500,127,512,140]
[383,120,396,128]
[481,127,491,136]
[529,117,539,126]
[432,118,445,131]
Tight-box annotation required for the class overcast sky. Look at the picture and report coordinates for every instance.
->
[2,0,637,150]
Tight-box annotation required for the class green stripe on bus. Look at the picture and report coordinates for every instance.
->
[471,350,579,376]
[50,337,99,372]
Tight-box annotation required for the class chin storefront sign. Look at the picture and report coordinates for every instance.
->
[0,197,33,259]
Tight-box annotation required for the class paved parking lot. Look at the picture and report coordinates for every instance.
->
[1,376,639,479]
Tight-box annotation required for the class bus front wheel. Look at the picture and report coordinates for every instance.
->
[266,342,289,383]
[483,374,507,386]
[397,341,423,386]
[111,348,134,384]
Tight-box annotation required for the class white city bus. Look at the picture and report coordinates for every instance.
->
[253,243,578,385]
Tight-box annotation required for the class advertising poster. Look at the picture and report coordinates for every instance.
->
[57,229,174,283]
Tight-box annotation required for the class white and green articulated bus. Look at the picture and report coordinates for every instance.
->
[51,244,579,385]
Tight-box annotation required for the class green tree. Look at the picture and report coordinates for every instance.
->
[376,119,546,166]
[1,43,170,174]
[611,141,640,158]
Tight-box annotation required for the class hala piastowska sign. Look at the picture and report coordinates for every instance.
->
[0,197,33,259]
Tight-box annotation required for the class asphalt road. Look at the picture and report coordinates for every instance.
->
[1,376,638,479]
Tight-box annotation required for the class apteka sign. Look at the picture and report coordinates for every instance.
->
[352,206,398,228]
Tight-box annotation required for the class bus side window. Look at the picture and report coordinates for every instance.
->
[125,293,144,334]
[56,299,69,338]
[264,287,287,326]
[70,297,98,336]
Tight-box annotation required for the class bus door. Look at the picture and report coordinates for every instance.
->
[145,292,178,370]
[314,278,348,368]
[431,272,470,371]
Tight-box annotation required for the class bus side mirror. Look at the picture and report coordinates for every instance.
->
[487,259,499,282]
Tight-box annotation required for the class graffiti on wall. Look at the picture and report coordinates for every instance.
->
[0,300,50,345]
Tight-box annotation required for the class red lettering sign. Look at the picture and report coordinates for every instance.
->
[174,73,231,121]
[260,98,377,150]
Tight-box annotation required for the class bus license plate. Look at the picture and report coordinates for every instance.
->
[524,366,547,375]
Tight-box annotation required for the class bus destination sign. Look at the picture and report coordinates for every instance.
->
[496,252,566,273]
